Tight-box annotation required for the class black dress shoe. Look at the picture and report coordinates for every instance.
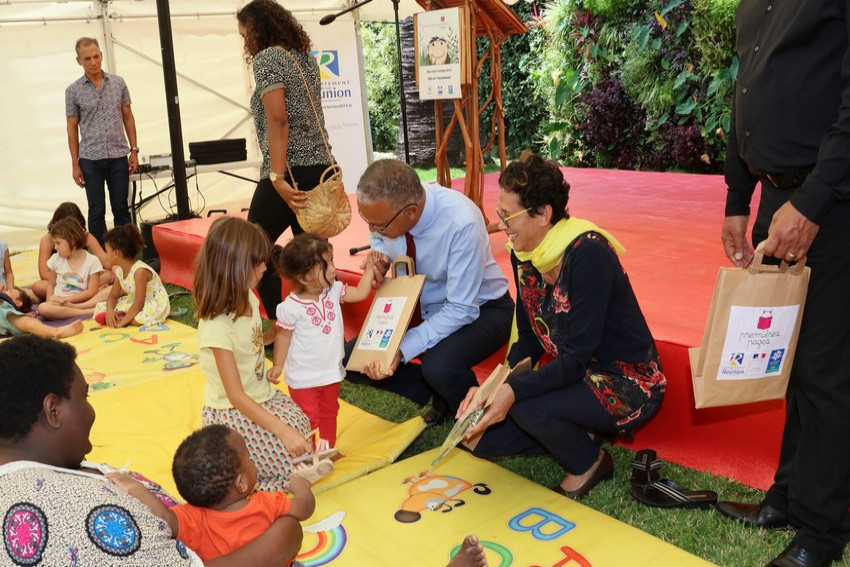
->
[716,501,790,530]
[553,449,614,500]
[422,397,450,428]
[766,542,841,567]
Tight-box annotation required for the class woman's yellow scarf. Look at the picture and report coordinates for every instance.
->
[504,217,625,361]
[507,217,626,274]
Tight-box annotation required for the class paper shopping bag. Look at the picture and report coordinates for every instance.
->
[690,243,810,409]
[346,256,426,374]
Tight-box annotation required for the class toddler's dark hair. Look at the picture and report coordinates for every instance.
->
[104,224,144,260]
[271,233,333,290]
[172,424,241,508]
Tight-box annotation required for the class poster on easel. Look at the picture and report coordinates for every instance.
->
[414,7,466,100]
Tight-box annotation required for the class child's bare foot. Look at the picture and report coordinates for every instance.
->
[448,534,488,567]
[55,320,84,339]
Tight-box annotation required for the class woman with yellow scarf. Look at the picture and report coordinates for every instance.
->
[462,152,666,499]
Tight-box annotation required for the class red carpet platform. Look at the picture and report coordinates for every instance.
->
[153,168,782,490]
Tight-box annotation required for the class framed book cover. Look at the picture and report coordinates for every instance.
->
[413,7,466,99]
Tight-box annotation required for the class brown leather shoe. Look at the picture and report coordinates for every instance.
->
[554,449,614,500]
[766,542,841,567]
[716,501,790,530]
[422,397,450,428]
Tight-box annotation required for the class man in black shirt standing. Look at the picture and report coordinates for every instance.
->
[717,2,850,567]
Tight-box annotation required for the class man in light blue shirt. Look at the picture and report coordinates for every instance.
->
[345,159,513,426]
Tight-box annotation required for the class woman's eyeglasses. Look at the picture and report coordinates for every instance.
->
[496,208,530,228]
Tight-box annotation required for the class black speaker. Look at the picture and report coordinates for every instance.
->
[139,216,181,272]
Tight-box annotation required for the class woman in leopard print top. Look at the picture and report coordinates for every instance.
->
[237,0,335,324]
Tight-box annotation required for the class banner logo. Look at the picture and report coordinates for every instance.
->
[313,50,340,80]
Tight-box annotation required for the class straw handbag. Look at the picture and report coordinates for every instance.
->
[282,49,351,238]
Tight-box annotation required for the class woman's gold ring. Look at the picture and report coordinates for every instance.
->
[787,251,797,259]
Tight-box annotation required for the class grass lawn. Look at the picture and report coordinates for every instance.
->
[167,279,850,567]
[415,162,502,185]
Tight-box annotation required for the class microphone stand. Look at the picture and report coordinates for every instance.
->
[321,0,411,164]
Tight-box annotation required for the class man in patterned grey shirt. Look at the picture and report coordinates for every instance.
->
[65,37,138,244]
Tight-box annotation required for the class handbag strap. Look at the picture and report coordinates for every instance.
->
[278,47,334,170]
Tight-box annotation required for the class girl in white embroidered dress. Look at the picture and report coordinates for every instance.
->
[268,233,377,451]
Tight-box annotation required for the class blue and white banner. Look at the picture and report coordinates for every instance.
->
[305,19,370,194]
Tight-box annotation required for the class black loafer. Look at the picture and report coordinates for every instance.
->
[766,542,841,567]
[716,501,790,530]
[422,397,450,428]
[553,449,614,500]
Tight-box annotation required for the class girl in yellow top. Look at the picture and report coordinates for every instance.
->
[193,216,317,491]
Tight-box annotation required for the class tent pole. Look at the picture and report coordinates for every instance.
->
[155,0,192,220]
[98,1,117,74]
[391,0,410,163]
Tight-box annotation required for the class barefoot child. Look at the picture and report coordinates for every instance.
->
[93,224,169,328]
[0,287,83,338]
[108,424,315,562]
[268,233,378,452]
[193,216,331,491]
[36,217,109,320]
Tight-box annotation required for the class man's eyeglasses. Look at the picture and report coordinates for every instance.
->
[359,202,417,233]
[496,208,530,228]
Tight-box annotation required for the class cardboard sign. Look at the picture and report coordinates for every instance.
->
[346,257,426,374]
[690,243,810,408]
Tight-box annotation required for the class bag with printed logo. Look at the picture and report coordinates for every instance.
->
[346,257,425,374]
[689,242,810,409]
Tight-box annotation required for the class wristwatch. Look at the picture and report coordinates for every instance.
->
[130,147,139,153]
[270,171,285,182]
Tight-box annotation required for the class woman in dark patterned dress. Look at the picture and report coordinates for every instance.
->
[463,152,666,499]
[237,0,334,327]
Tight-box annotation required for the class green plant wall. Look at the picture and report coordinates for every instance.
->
[533,0,739,172]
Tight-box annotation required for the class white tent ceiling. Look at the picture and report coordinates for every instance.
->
[0,0,418,25]
[0,0,419,236]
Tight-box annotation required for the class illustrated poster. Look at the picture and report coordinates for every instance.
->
[415,8,462,100]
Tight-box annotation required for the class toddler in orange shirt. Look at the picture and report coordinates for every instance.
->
[108,424,314,562]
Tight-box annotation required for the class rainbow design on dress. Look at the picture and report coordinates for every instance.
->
[296,511,347,566]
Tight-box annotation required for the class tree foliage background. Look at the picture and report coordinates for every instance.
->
[361,21,402,153]
[360,0,739,173]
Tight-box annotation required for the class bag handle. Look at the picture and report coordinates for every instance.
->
[321,163,343,184]
[278,48,334,167]
[750,240,807,275]
[392,256,417,278]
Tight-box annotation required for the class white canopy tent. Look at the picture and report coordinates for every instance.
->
[0,0,418,237]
